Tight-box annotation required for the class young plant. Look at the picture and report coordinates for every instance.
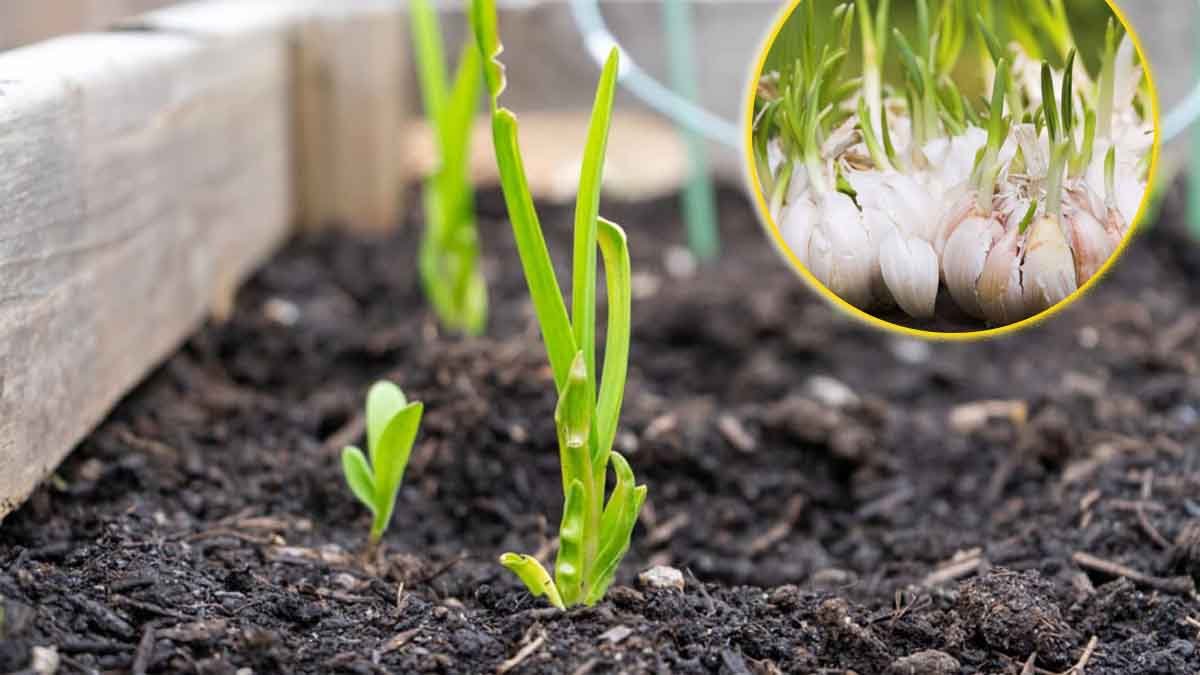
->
[411,0,488,335]
[471,0,646,609]
[341,382,424,550]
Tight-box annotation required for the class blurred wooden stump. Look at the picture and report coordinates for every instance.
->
[402,111,688,203]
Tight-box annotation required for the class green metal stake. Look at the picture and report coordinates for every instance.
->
[663,0,720,260]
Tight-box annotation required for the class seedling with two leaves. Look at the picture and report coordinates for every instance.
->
[471,0,647,609]
[341,382,424,550]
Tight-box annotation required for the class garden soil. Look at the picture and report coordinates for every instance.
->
[1,187,1198,674]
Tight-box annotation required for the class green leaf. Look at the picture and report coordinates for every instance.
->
[974,12,1005,65]
[857,96,889,170]
[892,30,925,97]
[556,353,592,499]
[410,0,449,124]
[593,219,630,475]
[1041,62,1058,143]
[573,48,619,398]
[470,0,505,101]
[370,401,424,536]
[500,553,565,610]
[1060,49,1075,137]
[554,480,586,605]
[585,452,646,605]
[367,381,407,460]
[491,110,577,391]
[1018,199,1039,235]
[341,446,376,514]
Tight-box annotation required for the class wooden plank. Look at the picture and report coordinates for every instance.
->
[402,111,688,203]
[292,3,408,233]
[138,1,409,233]
[0,0,174,51]
[0,27,293,517]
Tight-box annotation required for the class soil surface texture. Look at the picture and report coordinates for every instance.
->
[1,186,1199,674]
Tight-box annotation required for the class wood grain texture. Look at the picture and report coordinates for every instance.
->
[292,3,408,233]
[0,0,174,50]
[139,0,409,233]
[0,28,293,517]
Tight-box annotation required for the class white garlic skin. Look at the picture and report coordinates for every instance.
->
[879,230,939,319]
[942,216,1002,319]
[808,192,875,310]
[1021,215,1078,314]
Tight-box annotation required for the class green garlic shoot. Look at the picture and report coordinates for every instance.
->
[411,0,488,336]
[341,382,424,550]
[471,0,647,609]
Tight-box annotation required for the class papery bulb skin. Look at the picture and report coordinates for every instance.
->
[767,139,786,177]
[885,172,941,243]
[862,207,899,305]
[1113,172,1145,228]
[778,197,817,268]
[923,128,988,194]
[1021,216,1078,313]
[931,183,980,260]
[808,192,875,309]
[879,230,938,319]
[977,226,1028,325]
[1085,142,1147,227]
[1064,202,1119,284]
[1113,36,1143,127]
[942,216,1002,318]
[1012,124,1050,179]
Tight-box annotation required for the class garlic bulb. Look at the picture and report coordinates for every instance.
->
[755,0,1149,328]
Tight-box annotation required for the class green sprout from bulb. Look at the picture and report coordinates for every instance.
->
[411,0,488,336]
[471,0,647,609]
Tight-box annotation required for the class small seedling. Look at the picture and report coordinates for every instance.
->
[341,381,424,550]
[411,0,488,335]
[471,0,647,609]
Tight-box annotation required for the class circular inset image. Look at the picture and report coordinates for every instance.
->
[746,0,1159,336]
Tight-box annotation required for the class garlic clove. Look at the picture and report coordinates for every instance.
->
[1021,216,1078,313]
[862,206,898,305]
[931,183,979,260]
[942,216,1002,318]
[1065,202,1118,283]
[778,197,817,267]
[879,231,938,319]
[809,192,875,309]
[977,226,1028,325]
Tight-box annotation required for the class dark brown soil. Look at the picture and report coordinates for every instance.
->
[1,184,1198,675]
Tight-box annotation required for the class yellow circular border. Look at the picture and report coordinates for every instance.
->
[742,0,1163,342]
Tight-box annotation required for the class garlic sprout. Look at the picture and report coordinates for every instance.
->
[753,0,1153,329]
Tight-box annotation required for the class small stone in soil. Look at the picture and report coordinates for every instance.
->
[30,646,59,675]
[888,649,959,675]
[598,625,633,644]
[638,565,685,591]
[807,375,859,408]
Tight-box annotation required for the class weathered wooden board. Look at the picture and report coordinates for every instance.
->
[403,111,688,202]
[0,28,293,515]
[0,0,411,519]
[0,0,175,50]
[138,0,409,233]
